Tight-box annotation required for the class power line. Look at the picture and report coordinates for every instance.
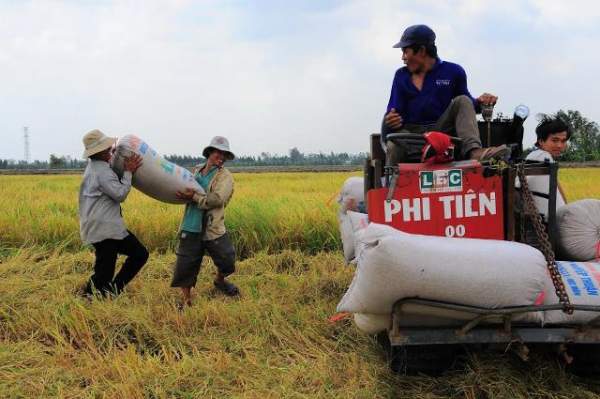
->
[24,126,30,163]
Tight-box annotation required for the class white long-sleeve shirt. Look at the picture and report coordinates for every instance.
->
[525,149,566,221]
[79,159,133,244]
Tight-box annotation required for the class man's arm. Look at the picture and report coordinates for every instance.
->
[97,154,142,203]
[98,169,133,203]
[382,71,405,139]
[192,171,234,210]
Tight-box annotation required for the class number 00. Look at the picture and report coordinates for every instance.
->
[445,224,466,237]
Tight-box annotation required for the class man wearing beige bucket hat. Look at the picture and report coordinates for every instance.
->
[171,136,239,306]
[79,129,149,298]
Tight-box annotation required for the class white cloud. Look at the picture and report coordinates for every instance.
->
[0,0,598,161]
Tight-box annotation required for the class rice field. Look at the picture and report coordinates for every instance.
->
[2,169,600,398]
[0,172,353,256]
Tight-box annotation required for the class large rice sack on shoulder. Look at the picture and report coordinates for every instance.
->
[557,200,600,261]
[337,223,547,319]
[111,134,204,204]
[339,211,369,264]
[543,261,600,324]
[337,177,364,215]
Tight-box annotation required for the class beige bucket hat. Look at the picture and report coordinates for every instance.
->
[82,129,117,158]
[202,136,235,160]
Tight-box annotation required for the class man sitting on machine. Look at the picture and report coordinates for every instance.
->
[382,24,509,165]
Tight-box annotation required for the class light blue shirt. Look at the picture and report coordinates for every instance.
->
[181,166,218,233]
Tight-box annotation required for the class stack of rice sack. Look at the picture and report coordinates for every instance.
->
[542,260,600,324]
[337,183,600,333]
[111,134,205,204]
[337,223,548,333]
[337,177,368,263]
[556,199,600,262]
[540,199,600,325]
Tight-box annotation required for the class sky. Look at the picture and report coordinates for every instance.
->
[1,0,599,161]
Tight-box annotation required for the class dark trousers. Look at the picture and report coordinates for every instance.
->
[85,231,149,296]
[171,232,236,288]
[385,95,482,165]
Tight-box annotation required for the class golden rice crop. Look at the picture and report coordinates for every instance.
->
[1,168,597,256]
[2,247,599,398]
[0,172,359,255]
[559,168,600,202]
[2,169,600,398]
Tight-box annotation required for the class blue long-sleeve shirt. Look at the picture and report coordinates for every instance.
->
[384,58,480,137]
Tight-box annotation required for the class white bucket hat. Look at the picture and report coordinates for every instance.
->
[82,129,117,158]
[202,136,235,160]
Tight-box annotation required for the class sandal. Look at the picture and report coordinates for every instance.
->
[214,280,240,297]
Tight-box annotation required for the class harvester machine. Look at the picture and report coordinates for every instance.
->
[363,105,600,375]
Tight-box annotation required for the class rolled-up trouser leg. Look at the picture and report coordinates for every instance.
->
[385,140,405,167]
[205,233,236,277]
[434,95,482,158]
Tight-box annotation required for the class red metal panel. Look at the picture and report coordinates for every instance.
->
[368,160,504,239]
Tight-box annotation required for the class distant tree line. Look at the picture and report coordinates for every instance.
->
[0,155,87,169]
[2,109,598,169]
[164,148,368,167]
[0,149,368,169]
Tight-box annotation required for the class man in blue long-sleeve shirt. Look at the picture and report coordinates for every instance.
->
[382,25,508,164]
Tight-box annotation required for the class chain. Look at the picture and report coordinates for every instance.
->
[516,163,573,314]
[486,158,509,172]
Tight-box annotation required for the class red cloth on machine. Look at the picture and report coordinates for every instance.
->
[421,131,454,164]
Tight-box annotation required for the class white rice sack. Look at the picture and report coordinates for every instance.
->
[354,311,468,334]
[354,313,390,334]
[111,134,204,204]
[543,261,600,324]
[337,176,364,214]
[353,223,399,262]
[337,223,547,317]
[354,310,484,334]
[354,301,547,334]
[557,199,600,261]
[339,211,369,264]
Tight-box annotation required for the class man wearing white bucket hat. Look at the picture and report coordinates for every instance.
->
[79,129,149,297]
[172,136,239,306]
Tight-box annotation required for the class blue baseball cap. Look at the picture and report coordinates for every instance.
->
[393,24,436,48]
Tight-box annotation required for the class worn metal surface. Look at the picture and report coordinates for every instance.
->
[389,326,600,346]
[389,298,600,347]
